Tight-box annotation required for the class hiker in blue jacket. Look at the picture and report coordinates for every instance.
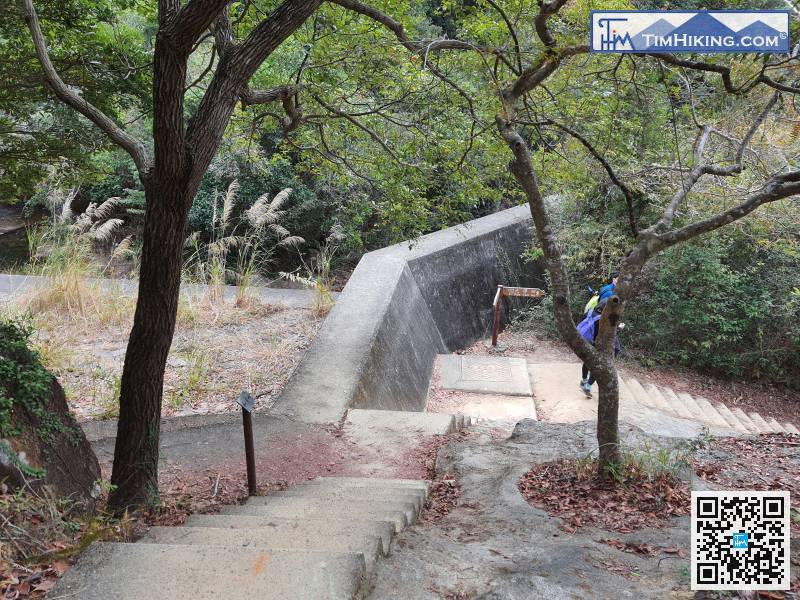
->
[577,288,624,398]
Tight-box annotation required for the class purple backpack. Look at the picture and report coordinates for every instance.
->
[577,312,600,343]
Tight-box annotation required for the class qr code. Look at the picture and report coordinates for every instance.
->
[692,490,790,590]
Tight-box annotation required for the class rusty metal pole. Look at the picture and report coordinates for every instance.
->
[237,391,257,496]
[491,285,503,346]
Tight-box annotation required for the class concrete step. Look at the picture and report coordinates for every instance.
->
[677,392,707,422]
[617,377,639,408]
[643,383,676,416]
[302,477,430,491]
[221,502,410,533]
[660,387,694,420]
[244,496,418,528]
[731,407,760,434]
[184,514,396,554]
[748,411,773,433]
[693,396,732,430]
[52,542,366,599]
[345,409,455,435]
[624,377,653,408]
[784,422,800,435]
[765,416,786,433]
[141,526,384,574]
[712,401,750,434]
[267,487,426,511]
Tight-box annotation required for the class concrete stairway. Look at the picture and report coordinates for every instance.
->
[53,477,430,599]
[618,375,799,435]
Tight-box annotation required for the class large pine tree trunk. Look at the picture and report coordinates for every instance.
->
[108,183,191,512]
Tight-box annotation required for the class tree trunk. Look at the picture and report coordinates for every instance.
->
[108,182,191,512]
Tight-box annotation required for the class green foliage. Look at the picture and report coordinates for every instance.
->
[0,318,65,441]
[626,235,800,386]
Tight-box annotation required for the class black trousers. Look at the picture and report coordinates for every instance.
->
[581,364,595,385]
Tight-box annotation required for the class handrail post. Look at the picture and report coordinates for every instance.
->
[491,285,503,346]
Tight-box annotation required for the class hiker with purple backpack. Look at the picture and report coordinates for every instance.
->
[577,272,624,398]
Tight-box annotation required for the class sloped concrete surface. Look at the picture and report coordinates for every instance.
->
[368,420,697,599]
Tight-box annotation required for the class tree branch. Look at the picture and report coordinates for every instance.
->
[653,54,800,95]
[20,0,151,174]
[532,119,639,237]
[162,0,231,55]
[656,176,800,248]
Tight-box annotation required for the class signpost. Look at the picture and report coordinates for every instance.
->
[491,285,545,346]
[237,391,257,496]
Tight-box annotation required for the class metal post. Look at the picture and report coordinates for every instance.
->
[242,410,256,495]
[237,391,257,496]
[491,285,503,346]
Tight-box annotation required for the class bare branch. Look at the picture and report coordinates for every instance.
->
[653,54,800,95]
[20,0,151,174]
[531,119,639,237]
[309,93,415,167]
[656,176,800,248]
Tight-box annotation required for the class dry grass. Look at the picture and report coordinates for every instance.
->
[3,282,322,421]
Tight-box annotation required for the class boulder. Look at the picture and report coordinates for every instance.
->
[1,321,100,508]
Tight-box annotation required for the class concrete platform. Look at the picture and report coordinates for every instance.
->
[439,354,532,396]
[52,542,366,599]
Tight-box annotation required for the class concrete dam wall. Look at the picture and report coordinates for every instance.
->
[273,205,541,423]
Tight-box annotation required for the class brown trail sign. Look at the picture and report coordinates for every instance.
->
[492,285,545,346]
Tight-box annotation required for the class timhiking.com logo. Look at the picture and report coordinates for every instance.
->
[590,11,790,54]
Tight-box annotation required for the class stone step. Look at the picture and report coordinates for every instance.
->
[643,383,676,416]
[624,377,653,408]
[678,392,707,422]
[244,496,418,528]
[693,396,732,430]
[345,408,455,435]
[617,377,639,408]
[302,477,430,492]
[731,407,761,434]
[184,514,396,554]
[660,387,694,420]
[268,487,426,511]
[221,502,410,533]
[52,542,366,600]
[712,401,750,435]
[784,422,800,435]
[748,411,773,433]
[141,526,384,574]
[765,416,786,433]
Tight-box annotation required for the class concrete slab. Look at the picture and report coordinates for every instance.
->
[439,354,532,396]
[345,409,455,435]
[183,515,396,554]
[141,526,383,573]
[52,542,366,599]
[244,496,418,528]
[441,393,537,421]
[220,503,410,533]
[269,488,426,511]
[304,476,430,491]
